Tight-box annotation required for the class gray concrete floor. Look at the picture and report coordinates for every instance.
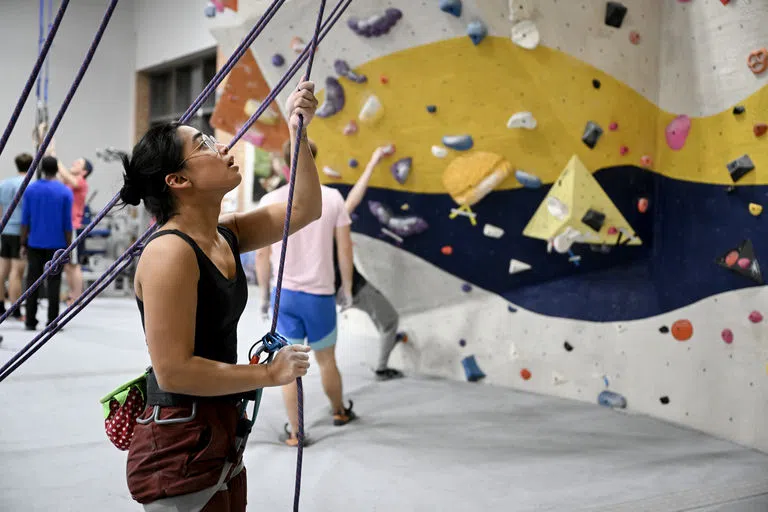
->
[1,290,767,511]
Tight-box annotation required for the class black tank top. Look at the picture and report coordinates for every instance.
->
[137,225,247,364]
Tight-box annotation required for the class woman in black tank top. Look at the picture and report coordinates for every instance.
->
[116,81,321,510]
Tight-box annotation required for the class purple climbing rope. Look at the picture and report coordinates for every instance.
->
[268,2,327,508]
[0,0,69,159]
[0,0,119,235]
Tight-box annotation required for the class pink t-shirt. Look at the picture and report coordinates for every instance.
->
[68,175,88,229]
[259,185,351,295]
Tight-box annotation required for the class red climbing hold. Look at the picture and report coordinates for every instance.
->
[754,123,767,137]
[638,198,649,213]
[629,31,640,45]
[671,319,693,341]
[620,145,629,156]
[749,310,763,323]
[441,245,453,255]
[520,368,532,380]
[721,328,734,344]
[380,75,389,84]
[720,0,730,4]
[609,122,618,131]
[607,226,618,235]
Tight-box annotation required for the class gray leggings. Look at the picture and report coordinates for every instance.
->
[352,282,399,370]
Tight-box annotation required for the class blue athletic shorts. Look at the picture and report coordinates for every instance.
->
[270,288,337,351]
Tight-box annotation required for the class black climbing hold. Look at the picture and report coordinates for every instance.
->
[582,121,603,149]
[605,1,628,29]
[727,154,755,182]
[592,79,601,89]
[733,105,746,115]
[564,341,574,352]
[715,239,764,285]
[427,105,437,113]
[581,209,606,232]
[659,325,669,334]
[660,396,670,405]
[507,305,517,313]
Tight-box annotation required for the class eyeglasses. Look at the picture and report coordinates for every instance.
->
[180,133,219,167]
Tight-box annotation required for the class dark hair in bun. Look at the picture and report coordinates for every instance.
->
[119,122,185,224]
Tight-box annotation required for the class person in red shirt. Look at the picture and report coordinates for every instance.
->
[56,157,91,306]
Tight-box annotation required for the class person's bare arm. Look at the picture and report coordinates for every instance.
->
[255,246,272,312]
[138,236,309,395]
[345,146,387,215]
[335,224,354,299]
[57,164,78,188]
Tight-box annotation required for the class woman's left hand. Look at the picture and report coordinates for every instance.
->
[286,79,318,133]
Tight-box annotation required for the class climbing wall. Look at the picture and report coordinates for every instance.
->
[208,0,768,452]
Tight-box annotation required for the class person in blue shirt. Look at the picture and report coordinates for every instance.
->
[21,156,73,331]
[0,153,33,320]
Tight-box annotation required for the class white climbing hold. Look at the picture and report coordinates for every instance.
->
[552,372,568,386]
[431,145,448,158]
[507,111,537,130]
[546,197,569,220]
[483,224,505,238]
[509,0,533,22]
[322,166,342,179]
[508,259,532,274]
[509,341,519,360]
[553,227,582,254]
[343,120,358,135]
[358,94,384,124]
[510,20,540,50]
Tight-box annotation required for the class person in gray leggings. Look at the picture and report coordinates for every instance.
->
[333,145,405,381]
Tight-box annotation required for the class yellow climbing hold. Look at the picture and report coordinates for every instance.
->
[749,203,763,216]
[400,203,410,211]
[523,155,642,246]
[442,152,511,206]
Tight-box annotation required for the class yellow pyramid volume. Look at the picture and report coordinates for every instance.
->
[522,155,641,246]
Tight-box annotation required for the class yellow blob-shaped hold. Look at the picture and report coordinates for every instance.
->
[749,203,763,216]
[442,152,512,206]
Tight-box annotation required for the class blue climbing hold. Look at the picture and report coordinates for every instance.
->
[462,355,485,382]
[515,170,542,189]
[427,105,437,113]
[439,0,462,17]
[598,390,627,409]
[349,158,359,168]
[461,283,472,292]
[204,2,217,17]
[467,20,488,46]
[271,54,285,67]
[442,134,474,151]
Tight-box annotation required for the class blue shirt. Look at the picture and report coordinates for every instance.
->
[0,175,26,235]
[21,178,73,249]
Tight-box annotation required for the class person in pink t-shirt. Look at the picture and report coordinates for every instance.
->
[56,157,91,306]
[255,139,357,447]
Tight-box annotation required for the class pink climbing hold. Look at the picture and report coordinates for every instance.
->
[640,155,653,167]
[721,328,734,344]
[609,122,618,131]
[607,226,618,235]
[749,310,763,323]
[629,31,641,45]
[737,257,751,269]
[665,115,692,151]
[620,145,629,156]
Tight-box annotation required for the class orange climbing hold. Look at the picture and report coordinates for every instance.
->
[754,123,767,137]
[520,368,532,380]
[671,319,693,341]
[441,245,453,255]
[638,198,649,213]
[380,75,389,84]
[747,48,768,75]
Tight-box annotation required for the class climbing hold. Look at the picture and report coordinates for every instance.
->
[368,201,428,237]
[609,122,618,131]
[515,169,542,189]
[290,37,306,53]
[244,99,280,125]
[581,209,606,232]
[459,338,466,347]
[659,396,670,405]
[431,145,448,158]
[671,319,693,341]
[598,390,627,409]
[380,75,389,84]
[749,310,763,323]
[592,79,601,89]
[334,59,367,83]
[619,145,629,156]
[582,121,604,149]
[607,226,618,235]
[749,203,763,216]
[462,355,485,382]
[358,94,384,124]
[483,224,504,238]
[467,19,488,45]
[509,259,531,275]
[546,197,569,220]
[727,154,755,182]
[553,372,568,386]
[442,135,474,151]
[754,123,767,137]
[659,325,669,334]
[640,155,653,167]
[322,166,342,179]
[382,144,396,156]
[552,227,582,254]
[400,203,409,211]
[342,120,358,135]
[442,246,453,256]
[604,1,628,29]
[439,0,462,17]
[443,152,512,207]
[721,328,734,344]
[715,239,763,284]
[747,48,768,75]
[271,54,285,67]
[349,159,359,168]
[462,283,472,293]
[508,305,517,313]
[665,115,692,150]
[426,105,437,113]
[638,197,649,213]
[390,157,412,184]
[507,111,537,130]
[204,3,217,17]
[629,31,641,45]
[520,368,532,381]
[316,77,345,118]
[347,8,403,37]
[564,341,574,352]
[733,105,746,115]
[510,20,540,50]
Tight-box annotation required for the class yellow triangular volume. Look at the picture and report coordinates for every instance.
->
[522,155,641,246]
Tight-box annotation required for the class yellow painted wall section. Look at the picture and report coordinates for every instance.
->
[307,36,768,193]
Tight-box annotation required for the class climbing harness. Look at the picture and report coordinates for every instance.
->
[0,0,350,510]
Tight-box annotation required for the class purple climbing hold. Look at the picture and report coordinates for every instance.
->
[349,158,359,168]
[271,54,285,67]
[439,0,462,17]
[462,283,472,293]
[334,59,367,83]
[368,201,429,237]
[508,305,517,312]
[459,339,467,347]
[316,77,345,118]
[348,8,403,38]
[390,157,412,184]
